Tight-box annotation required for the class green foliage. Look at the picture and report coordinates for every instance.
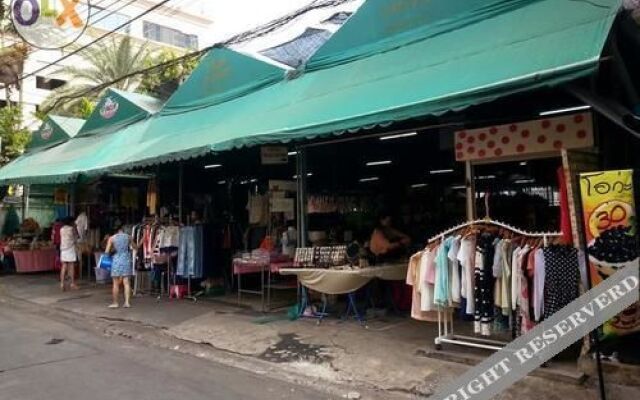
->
[41,36,151,115]
[0,106,30,165]
[139,49,200,98]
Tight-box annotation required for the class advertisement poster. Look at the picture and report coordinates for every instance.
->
[579,170,640,338]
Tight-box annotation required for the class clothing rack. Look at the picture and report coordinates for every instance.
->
[429,218,562,352]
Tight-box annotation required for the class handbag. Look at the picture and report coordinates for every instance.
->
[98,253,113,271]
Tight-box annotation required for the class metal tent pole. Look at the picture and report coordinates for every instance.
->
[178,163,184,224]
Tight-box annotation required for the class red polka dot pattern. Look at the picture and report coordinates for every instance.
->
[454,112,592,161]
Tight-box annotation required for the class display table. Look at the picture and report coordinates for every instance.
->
[233,258,295,311]
[279,264,407,295]
[13,248,57,273]
[280,263,408,324]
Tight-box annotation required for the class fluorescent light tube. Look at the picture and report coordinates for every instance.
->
[379,132,417,141]
[359,177,380,182]
[366,160,392,166]
[430,169,454,175]
[539,105,590,116]
[204,164,222,169]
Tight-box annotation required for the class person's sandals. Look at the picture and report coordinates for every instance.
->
[70,284,79,290]
[123,303,131,308]
[60,283,66,292]
[108,303,119,309]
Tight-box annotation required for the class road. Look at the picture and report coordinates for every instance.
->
[0,305,330,400]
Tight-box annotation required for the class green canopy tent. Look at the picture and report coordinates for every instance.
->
[27,115,84,153]
[76,88,163,137]
[0,50,285,183]
[0,0,623,184]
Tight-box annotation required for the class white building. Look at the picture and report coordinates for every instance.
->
[1,0,214,128]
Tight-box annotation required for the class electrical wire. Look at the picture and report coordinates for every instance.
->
[40,0,357,111]
[14,0,175,85]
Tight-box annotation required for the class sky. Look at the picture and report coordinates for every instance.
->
[171,0,323,45]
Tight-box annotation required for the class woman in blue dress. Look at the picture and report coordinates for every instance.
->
[106,225,134,308]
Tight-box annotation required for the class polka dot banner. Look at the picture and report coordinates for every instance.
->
[455,112,593,162]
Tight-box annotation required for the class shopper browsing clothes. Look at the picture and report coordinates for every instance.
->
[59,217,79,291]
[105,225,134,308]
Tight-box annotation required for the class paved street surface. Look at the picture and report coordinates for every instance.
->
[0,306,330,400]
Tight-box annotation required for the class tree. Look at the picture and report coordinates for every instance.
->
[41,36,151,115]
[139,49,200,99]
[0,106,30,165]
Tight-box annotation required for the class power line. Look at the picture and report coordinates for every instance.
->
[42,0,356,111]
[15,0,175,85]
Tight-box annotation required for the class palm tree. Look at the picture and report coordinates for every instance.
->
[42,36,151,115]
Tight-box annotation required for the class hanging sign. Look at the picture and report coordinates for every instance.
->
[455,112,594,162]
[261,146,288,165]
[579,169,640,339]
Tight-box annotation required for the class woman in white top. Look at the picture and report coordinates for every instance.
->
[60,217,78,291]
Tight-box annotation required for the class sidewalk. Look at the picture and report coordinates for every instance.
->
[1,273,638,399]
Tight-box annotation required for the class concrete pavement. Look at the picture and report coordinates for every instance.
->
[1,273,639,399]
[0,303,331,400]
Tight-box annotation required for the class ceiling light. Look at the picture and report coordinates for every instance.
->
[430,169,454,175]
[451,185,467,190]
[359,177,380,182]
[379,132,417,141]
[520,161,528,166]
[288,151,298,156]
[204,164,222,169]
[476,175,496,180]
[366,160,392,166]
[292,173,313,179]
[411,183,428,188]
[539,105,590,116]
[515,179,535,184]
[240,180,249,185]
[250,179,258,183]
[217,180,226,185]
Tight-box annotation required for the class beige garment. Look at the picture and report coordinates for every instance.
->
[406,252,438,322]
[279,264,407,295]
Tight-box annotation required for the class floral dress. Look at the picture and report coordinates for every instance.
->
[110,233,132,277]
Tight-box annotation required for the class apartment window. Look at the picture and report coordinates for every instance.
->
[88,5,131,33]
[36,76,66,90]
[143,21,198,49]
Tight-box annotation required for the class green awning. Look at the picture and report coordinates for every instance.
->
[76,88,163,137]
[27,115,84,153]
[0,0,622,184]
[127,0,621,162]
[162,47,285,114]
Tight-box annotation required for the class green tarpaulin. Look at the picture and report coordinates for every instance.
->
[76,88,163,137]
[27,115,84,153]
[0,0,622,184]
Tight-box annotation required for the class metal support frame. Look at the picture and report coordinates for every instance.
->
[434,309,507,351]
